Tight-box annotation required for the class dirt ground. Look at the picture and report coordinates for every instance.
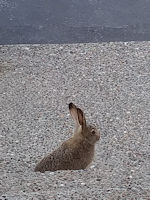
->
[0,42,150,199]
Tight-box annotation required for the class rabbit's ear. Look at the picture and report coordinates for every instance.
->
[69,103,80,126]
[77,108,86,129]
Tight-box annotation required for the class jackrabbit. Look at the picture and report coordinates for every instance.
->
[34,103,100,172]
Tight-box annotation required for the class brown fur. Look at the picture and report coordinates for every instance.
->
[34,103,100,172]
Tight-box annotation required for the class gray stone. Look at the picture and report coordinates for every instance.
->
[0,42,150,199]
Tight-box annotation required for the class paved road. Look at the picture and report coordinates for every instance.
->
[0,0,150,44]
[0,42,150,199]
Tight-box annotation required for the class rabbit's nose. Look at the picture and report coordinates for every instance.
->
[96,133,100,141]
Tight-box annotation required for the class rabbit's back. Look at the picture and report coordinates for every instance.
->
[34,144,68,172]
[34,139,95,172]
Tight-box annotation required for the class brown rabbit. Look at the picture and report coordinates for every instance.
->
[34,103,100,172]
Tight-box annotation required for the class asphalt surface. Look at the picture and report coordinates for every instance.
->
[0,0,150,44]
[0,42,150,199]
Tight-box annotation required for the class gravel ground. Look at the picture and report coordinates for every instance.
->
[0,42,150,199]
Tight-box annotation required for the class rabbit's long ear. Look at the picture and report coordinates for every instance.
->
[77,108,86,129]
[69,103,80,126]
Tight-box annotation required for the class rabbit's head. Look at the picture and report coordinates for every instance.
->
[69,103,100,145]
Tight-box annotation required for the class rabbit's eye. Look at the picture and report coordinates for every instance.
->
[91,130,95,135]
